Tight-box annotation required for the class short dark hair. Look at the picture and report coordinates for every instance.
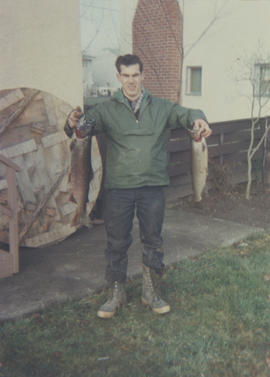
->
[115,54,143,73]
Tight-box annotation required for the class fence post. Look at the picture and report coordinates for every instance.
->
[6,166,19,273]
[0,154,21,275]
[219,132,224,166]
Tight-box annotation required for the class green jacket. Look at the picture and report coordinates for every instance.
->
[65,89,207,189]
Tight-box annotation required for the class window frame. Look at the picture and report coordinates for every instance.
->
[254,63,270,98]
[186,66,202,96]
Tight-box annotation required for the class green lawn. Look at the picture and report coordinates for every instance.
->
[1,234,270,377]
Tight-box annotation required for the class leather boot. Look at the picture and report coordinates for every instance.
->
[97,281,127,319]
[141,264,170,314]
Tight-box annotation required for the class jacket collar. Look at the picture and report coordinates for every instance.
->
[112,88,152,106]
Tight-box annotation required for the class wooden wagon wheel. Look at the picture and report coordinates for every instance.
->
[0,88,102,247]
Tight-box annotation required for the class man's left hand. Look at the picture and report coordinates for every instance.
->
[192,119,212,141]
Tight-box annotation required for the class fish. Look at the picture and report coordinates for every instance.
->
[69,136,93,226]
[191,132,208,202]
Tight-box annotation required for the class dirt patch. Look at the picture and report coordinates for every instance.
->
[177,182,270,232]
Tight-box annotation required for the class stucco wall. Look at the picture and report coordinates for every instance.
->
[119,0,138,54]
[181,0,270,122]
[119,0,270,123]
[0,0,83,107]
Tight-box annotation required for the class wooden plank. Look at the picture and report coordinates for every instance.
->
[207,134,221,146]
[169,150,191,164]
[223,151,247,164]
[47,196,61,222]
[168,119,266,157]
[222,150,263,165]
[208,142,264,159]
[0,89,24,112]
[0,154,21,171]
[166,117,268,196]
[0,179,8,191]
[23,223,76,248]
[24,148,51,195]
[41,132,67,148]
[7,167,19,273]
[252,148,264,160]
[170,128,189,139]
[0,90,40,136]
[224,128,263,143]
[169,173,192,186]
[0,204,12,217]
[12,99,48,128]
[59,102,73,117]
[41,141,70,179]
[14,156,37,204]
[43,92,57,127]
[167,138,191,153]
[0,155,20,275]
[168,162,191,176]
[1,139,37,159]
[210,119,252,135]
[208,141,248,158]
[19,169,67,242]
[0,162,6,177]
[58,174,69,193]
[60,202,77,216]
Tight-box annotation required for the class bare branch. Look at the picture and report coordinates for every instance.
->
[250,121,270,159]
[184,1,228,58]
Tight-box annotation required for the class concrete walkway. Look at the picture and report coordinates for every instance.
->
[0,207,264,321]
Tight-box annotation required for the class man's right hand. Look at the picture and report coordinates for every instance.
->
[68,106,83,128]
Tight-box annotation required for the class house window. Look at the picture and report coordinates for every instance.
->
[254,63,270,97]
[186,66,202,95]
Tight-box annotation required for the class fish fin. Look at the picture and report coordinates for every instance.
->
[71,209,79,226]
[70,139,76,151]
[71,208,91,228]
[80,214,92,228]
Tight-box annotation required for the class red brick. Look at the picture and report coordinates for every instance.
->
[133,0,183,103]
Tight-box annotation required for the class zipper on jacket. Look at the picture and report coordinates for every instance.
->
[113,97,151,125]
[137,99,150,123]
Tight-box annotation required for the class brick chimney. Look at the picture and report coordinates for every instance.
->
[133,0,183,103]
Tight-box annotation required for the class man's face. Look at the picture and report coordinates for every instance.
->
[117,64,144,101]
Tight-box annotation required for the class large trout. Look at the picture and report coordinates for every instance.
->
[69,136,93,226]
[191,131,208,202]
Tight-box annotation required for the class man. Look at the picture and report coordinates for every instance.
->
[65,54,212,319]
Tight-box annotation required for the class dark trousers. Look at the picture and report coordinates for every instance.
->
[104,187,165,283]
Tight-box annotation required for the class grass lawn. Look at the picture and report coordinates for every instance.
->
[1,234,270,377]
